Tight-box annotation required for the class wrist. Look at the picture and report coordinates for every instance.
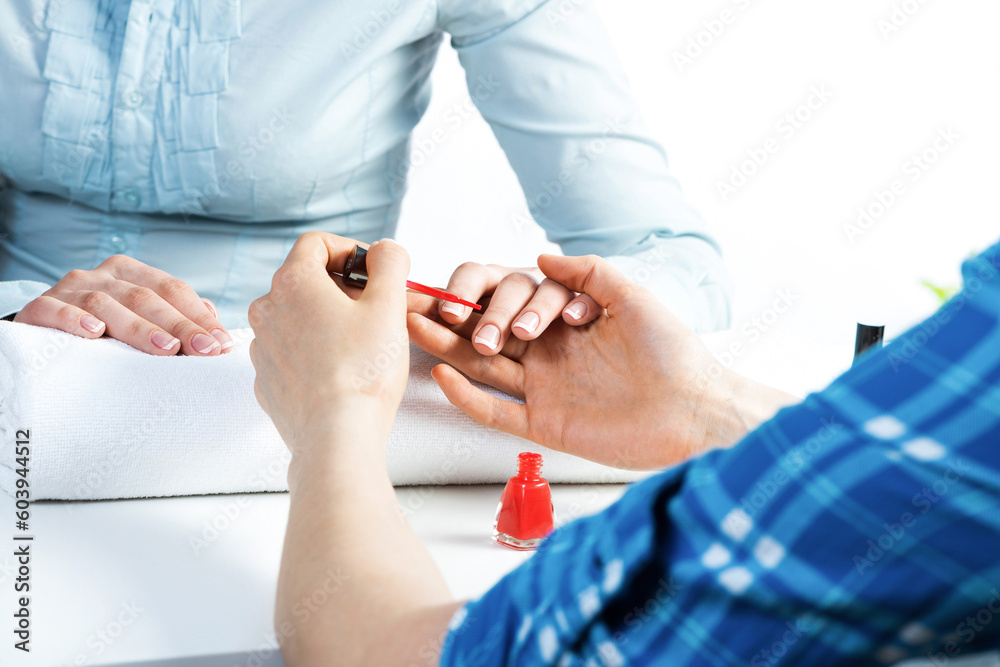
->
[285,398,397,490]
[709,370,800,448]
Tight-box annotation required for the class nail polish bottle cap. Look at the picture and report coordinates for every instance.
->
[853,322,885,366]
[342,244,369,288]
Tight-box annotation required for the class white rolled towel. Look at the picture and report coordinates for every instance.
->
[0,321,645,500]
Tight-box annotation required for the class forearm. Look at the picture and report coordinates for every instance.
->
[695,367,801,453]
[445,0,732,335]
[276,404,456,667]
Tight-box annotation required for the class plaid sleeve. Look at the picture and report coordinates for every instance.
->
[440,239,1000,666]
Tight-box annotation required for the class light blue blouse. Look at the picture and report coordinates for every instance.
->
[0,0,732,329]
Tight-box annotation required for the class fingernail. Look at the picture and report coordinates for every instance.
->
[474,324,501,350]
[441,302,467,317]
[513,312,540,334]
[151,330,180,351]
[564,302,587,320]
[210,328,233,350]
[80,314,105,333]
[204,300,218,318]
[192,332,222,354]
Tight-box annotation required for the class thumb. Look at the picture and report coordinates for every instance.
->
[363,239,411,308]
[536,254,631,311]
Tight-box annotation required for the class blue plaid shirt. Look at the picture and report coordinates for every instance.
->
[440,239,1000,666]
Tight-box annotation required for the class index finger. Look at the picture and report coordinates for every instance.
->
[104,256,232,351]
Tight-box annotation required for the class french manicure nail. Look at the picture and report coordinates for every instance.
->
[474,324,501,350]
[513,312,540,334]
[80,314,105,333]
[441,302,467,317]
[564,302,587,320]
[204,300,218,318]
[152,330,180,351]
[210,328,233,350]
[192,332,221,354]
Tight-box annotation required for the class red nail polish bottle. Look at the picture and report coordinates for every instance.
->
[492,453,555,551]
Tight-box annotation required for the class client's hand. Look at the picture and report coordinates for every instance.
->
[413,262,602,356]
[248,233,410,458]
[408,254,798,470]
[13,255,231,356]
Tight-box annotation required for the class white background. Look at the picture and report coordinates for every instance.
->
[397,0,1000,390]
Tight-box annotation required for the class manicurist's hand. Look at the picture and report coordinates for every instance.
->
[249,233,459,667]
[409,254,800,470]
[418,262,602,355]
[248,233,411,458]
[13,255,231,356]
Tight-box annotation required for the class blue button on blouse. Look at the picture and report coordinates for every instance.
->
[0,0,732,329]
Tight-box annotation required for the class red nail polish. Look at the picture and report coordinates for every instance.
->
[492,453,554,551]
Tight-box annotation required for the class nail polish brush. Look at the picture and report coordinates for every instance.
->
[333,244,482,311]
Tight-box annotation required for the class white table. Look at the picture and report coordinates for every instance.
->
[0,484,627,666]
[2,485,998,667]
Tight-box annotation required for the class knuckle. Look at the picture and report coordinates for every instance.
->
[124,318,147,341]
[253,379,269,413]
[102,254,130,269]
[247,298,268,328]
[79,291,107,313]
[17,297,42,321]
[499,272,537,290]
[124,285,158,309]
[454,261,483,275]
[63,269,89,284]
[380,241,409,263]
[272,268,300,292]
[159,277,191,301]
[475,353,498,383]
[56,303,79,325]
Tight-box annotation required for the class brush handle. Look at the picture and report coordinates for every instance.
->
[406,280,482,311]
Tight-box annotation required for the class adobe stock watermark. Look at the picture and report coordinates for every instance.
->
[877,0,932,40]
[852,457,969,575]
[242,567,351,667]
[750,617,815,667]
[716,85,834,202]
[349,329,410,392]
[695,287,799,386]
[735,417,843,521]
[188,494,261,556]
[340,0,404,60]
[626,245,678,288]
[184,391,294,548]
[396,436,479,520]
[885,250,998,372]
[510,115,626,234]
[74,600,144,665]
[842,126,958,244]
[180,107,296,221]
[544,0,587,27]
[385,74,502,192]
[610,576,684,648]
[926,588,1000,665]
[6,0,74,53]
[672,0,757,73]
